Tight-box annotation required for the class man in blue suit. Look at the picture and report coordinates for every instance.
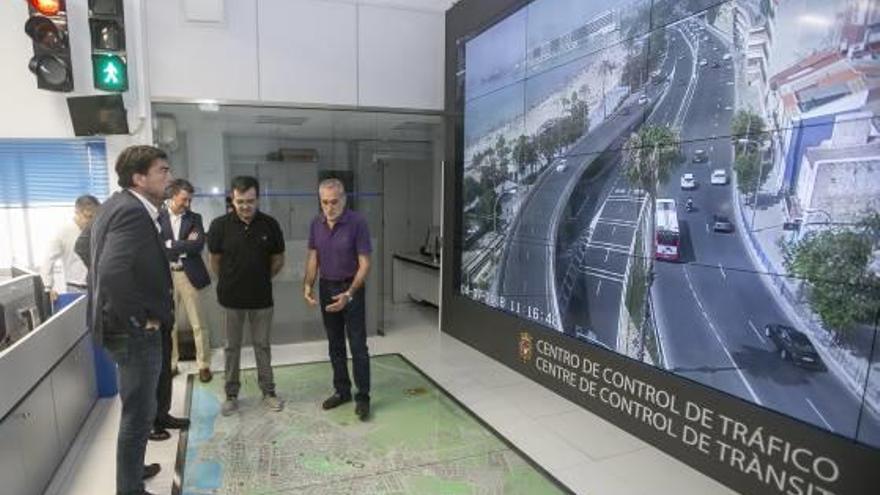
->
[159,179,213,384]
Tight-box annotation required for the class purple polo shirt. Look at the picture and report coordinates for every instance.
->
[308,209,372,281]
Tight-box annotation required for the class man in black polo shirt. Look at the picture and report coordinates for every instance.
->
[208,176,285,416]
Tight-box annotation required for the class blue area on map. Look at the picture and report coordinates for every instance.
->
[184,387,223,492]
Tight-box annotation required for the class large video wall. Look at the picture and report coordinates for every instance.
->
[446,0,880,493]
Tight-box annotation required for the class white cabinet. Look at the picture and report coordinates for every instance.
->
[6,377,62,495]
[0,411,28,495]
[52,337,98,450]
[392,253,440,306]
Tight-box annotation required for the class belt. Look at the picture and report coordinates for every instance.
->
[67,282,88,289]
[320,277,353,285]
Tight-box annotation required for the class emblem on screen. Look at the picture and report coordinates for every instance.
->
[518,332,533,363]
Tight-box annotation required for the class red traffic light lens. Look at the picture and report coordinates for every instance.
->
[29,0,63,16]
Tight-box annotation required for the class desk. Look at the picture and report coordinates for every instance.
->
[0,296,95,495]
[392,252,440,306]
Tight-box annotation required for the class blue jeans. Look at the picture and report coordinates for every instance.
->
[106,330,162,495]
[319,280,370,402]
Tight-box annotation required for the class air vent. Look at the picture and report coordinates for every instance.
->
[254,115,308,126]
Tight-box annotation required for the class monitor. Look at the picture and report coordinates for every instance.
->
[66,94,129,136]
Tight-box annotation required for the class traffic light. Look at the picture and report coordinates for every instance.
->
[24,0,73,92]
[88,0,128,92]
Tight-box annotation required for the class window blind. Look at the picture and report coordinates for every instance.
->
[0,139,109,207]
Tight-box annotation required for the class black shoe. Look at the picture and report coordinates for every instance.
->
[355,401,370,421]
[322,393,351,410]
[157,415,190,430]
[142,463,161,479]
[148,428,170,441]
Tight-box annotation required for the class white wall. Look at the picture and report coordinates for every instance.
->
[146,0,450,110]
[357,4,445,109]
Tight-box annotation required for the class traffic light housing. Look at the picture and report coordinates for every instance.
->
[24,0,73,92]
[88,0,128,92]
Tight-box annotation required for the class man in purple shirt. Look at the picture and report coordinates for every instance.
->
[304,178,373,421]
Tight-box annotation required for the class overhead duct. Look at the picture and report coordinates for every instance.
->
[265,147,319,162]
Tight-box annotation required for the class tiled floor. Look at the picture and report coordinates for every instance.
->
[45,302,737,495]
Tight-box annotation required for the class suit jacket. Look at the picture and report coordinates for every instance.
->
[81,190,173,350]
[158,208,211,289]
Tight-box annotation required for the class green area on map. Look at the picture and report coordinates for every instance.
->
[180,354,566,494]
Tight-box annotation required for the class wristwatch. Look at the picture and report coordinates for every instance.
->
[343,290,353,304]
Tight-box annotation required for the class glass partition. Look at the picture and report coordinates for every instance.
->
[152,103,442,345]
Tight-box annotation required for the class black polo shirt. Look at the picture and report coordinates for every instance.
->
[207,211,285,309]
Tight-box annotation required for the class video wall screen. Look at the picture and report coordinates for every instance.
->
[455,0,880,449]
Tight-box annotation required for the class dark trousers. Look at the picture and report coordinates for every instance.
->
[154,324,172,426]
[319,279,370,402]
[106,330,162,495]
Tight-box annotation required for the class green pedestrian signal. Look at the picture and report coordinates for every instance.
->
[89,0,127,93]
[92,54,127,92]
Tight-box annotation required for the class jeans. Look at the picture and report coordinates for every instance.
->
[155,324,172,426]
[105,329,162,495]
[319,280,370,402]
[223,307,275,398]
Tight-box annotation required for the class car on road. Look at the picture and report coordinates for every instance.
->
[692,149,708,163]
[722,53,732,61]
[555,159,568,172]
[710,169,728,185]
[638,94,649,105]
[699,59,708,67]
[764,324,824,369]
[712,214,734,233]
[680,173,696,190]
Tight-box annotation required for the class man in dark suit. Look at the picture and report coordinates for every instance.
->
[159,178,213,383]
[83,145,173,495]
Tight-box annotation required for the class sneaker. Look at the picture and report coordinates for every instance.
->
[262,394,284,412]
[221,396,238,416]
[355,401,370,421]
[322,393,351,410]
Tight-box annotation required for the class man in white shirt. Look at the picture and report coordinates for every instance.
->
[41,195,100,301]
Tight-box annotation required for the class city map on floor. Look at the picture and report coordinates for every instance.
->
[175,354,567,495]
